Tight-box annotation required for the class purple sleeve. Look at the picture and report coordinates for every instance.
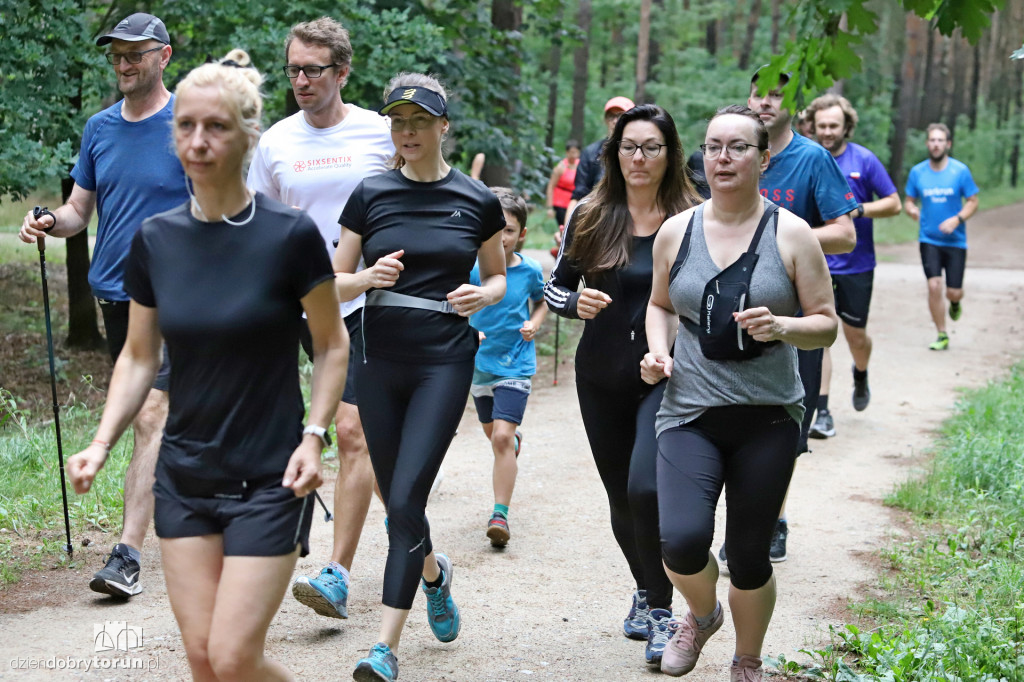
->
[864,152,898,199]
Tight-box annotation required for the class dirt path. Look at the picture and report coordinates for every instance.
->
[3,203,1024,681]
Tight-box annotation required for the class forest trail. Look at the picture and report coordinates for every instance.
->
[2,202,1024,681]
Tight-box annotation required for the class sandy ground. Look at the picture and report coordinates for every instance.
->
[2,202,1023,681]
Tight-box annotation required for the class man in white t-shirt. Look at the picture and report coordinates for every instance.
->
[247,16,394,621]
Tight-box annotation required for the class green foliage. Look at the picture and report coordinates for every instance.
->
[787,362,1024,680]
[0,0,93,199]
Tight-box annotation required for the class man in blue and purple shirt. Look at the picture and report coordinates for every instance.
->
[805,93,901,440]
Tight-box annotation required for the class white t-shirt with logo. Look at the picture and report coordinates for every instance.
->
[248,105,394,316]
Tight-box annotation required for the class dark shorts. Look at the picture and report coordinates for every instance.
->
[300,309,362,405]
[98,299,170,392]
[920,242,966,289]
[153,462,313,557]
[832,271,874,329]
[470,376,531,425]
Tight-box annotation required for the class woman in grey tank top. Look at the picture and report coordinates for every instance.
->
[639,106,838,681]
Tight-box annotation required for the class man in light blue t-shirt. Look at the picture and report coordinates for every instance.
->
[904,123,980,351]
[19,13,187,600]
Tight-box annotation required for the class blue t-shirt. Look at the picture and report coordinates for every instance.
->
[905,158,979,249]
[71,98,188,300]
[826,142,899,275]
[760,132,858,228]
[469,254,545,377]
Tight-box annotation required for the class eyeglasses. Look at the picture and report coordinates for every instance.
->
[283,64,339,79]
[388,114,437,132]
[105,46,163,65]
[700,142,760,159]
[618,141,667,159]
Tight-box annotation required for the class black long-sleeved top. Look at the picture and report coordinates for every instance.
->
[544,215,656,391]
[570,138,606,202]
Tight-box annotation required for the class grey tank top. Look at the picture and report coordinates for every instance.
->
[655,200,805,436]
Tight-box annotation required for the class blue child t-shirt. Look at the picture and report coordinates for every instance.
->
[469,254,545,377]
[71,97,189,301]
[826,142,899,275]
[905,158,979,250]
[760,132,858,228]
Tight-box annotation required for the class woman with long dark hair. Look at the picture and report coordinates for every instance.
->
[332,72,506,682]
[545,103,701,670]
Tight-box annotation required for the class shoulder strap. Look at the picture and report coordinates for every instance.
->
[669,208,698,283]
[744,203,780,255]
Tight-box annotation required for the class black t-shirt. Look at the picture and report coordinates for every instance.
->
[340,168,505,363]
[123,193,334,480]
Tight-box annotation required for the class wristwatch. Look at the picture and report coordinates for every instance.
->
[302,424,332,448]
[854,204,865,219]
[957,214,965,225]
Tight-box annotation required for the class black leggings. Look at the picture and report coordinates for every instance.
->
[576,377,673,609]
[658,405,798,591]
[356,355,474,610]
[797,348,823,455]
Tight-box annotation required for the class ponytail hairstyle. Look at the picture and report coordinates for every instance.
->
[174,49,264,164]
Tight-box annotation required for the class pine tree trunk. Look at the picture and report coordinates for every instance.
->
[480,0,521,188]
[570,0,592,145]
[635,0,651,103]
[770,0,782,54]
[738,0,762,72]
[544,5,565,148]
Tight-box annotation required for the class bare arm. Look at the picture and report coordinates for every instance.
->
[332,227,405,302]
[520,299,549,341]
[736,213,838,350]
[640,212,690,384]
[66,302,162,493]
[960,193,979,220]
[937,193,980,235]
[447,230,506,316]
[864,192,901,219]
[814,212,856,255]
[545,162,562,216]
[284,279,348,496]
[19,183,96,244]
[904,196,920,221]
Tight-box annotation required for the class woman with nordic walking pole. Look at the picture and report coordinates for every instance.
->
[65,49,348,680]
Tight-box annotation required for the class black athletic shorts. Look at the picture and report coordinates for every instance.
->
[153,462,313,557]
[832,271,874,329]
[920,242,966,289]
[299,309,362,405]
[98,299,170,392]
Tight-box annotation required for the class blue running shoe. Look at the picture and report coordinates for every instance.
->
[292,565,349,619]
[353,642,398,682]
[645,608,674,668]
[422,553,460,642]
[623,590,650,640]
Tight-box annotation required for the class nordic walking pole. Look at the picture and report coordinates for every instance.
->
[33,206,74,557]
[553,314,560,386]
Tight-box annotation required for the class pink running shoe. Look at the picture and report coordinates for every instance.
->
[730,655,763,681]
[660,608,724,676]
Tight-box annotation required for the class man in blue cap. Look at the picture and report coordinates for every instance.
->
[19,12,187,599]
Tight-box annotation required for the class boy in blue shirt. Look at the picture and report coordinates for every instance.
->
[469,188,548,548]
[905,123,980,350]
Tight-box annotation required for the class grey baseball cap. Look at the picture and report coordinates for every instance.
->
[96,13,170,46]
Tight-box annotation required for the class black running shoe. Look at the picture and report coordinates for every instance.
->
[769,520,788,563]
[852,366,870,412]
[90,544,142,598]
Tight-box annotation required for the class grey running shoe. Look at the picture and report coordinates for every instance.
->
[661,607,724,676]
[852,366,870,411]
[644,608,674,669]
[769,519,788,563]
[730,655,763,681]
[623,590,650,640]
[90,544,142,598]
[808,410,835,439]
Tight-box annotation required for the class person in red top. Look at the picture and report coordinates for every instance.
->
[546,139,581,228]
